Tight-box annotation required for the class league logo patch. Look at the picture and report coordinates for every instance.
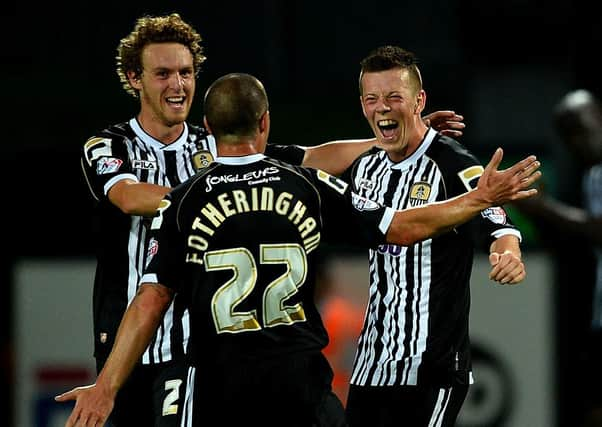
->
[146,237,159,267]
[193,150,214,171]
[409,182,431,202]
[96,157,123,175]
[351,193,381,211]
[481,207,507,224]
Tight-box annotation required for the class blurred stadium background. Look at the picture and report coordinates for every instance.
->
[5,1,601,426]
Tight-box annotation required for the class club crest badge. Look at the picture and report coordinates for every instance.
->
[193,150,214,171]
[409,182,431,202]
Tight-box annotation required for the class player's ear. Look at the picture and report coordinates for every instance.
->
[203,116,213,134]
[127,71,142,89]
[415,90,426,114]
[259,110,270,134]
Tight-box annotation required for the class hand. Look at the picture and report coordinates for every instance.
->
[423,110,465,138]
[477,148,541,205]
[55,383,114,427]
[489,251,525,284]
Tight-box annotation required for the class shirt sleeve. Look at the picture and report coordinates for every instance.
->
[309,168,390,248]
[265,143,306,166]
[140,194,185,291]
[447,146,521,251]
[81,135,137,201]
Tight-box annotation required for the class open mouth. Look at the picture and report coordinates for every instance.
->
[166,96,185,107]
[377,119,398,139]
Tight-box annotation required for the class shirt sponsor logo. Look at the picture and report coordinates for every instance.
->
[205,167,280,192]
[377,244,402,257]
[132,159,157,170]
[96,157,123,175]
[358,178,375,191]
[481,207,507,224]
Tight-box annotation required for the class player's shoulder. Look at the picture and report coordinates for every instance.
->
[427,133,480,169]
[83,121,134,149]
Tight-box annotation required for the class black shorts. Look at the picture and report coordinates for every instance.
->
[180,352,347,427]
[96,358,188,427]
[346,383,469,427]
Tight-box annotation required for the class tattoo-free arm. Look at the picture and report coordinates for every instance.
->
[488,234,525,284]
[386,148,541,246]
[55,284,173,427]
[108,179,171,216]
[301,111,466,175]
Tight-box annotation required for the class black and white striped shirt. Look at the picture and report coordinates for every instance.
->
[81,118,307,365]
[81,118,216,364]
[347,128,521,387]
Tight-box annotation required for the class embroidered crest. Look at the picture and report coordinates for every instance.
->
[409,182,431,202]
[193,150,214,170]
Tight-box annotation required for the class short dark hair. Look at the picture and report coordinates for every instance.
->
[204,73,269,140]
[116,13,206,98]
[359,45,422,95]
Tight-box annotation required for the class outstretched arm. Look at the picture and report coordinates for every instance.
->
[108,179,171,216]
[301,111,465,175]
[386,148,541,246]
[55,283,173,427]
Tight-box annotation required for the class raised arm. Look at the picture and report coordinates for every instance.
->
[386,148,541,246]
[55,283,173,427]
[301,111,466,175]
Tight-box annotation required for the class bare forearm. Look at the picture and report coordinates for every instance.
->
[387,189,489,246]
[386,148,541,246]
[490,234,521,257]
[302,139,377,175]
[109,180,171,216]
[96,285,171,396]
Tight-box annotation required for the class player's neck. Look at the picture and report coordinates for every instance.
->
[136,114,185,145]
[217,137,261,157]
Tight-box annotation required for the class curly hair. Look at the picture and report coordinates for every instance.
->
[116,13,206,98]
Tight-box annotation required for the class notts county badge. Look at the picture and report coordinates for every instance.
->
[192,150,214,171]
[409,182,431,203]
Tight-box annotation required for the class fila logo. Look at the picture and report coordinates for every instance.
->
[132,159,157,170]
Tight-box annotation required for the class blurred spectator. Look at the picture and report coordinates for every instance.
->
[513,89,602,427]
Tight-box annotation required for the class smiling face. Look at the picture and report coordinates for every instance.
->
[129,42,196,141]
[360,67,426,162]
